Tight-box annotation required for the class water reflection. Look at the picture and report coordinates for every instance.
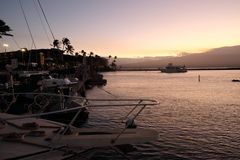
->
[85,70,240,159]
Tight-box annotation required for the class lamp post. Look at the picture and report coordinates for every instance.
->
[3,43,9,52]
[21,48,26,65]
[3,44,9,63]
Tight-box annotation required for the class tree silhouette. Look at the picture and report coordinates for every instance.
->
[62,38,75,54]
[53,39,61,49]
[65,44,74,54]
[81,50,86,56]
[62,37,70,50]
[89,52,94,57]
[107,55,117,71]
[0,19,13,38]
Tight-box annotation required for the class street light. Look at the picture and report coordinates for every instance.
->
[20,48,27,65]
[3,43,9,52]
[21,48,26,52]
[3,44,9,63]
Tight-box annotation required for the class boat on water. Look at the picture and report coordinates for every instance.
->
[0,98,159,159]
[0,70,89,125]
[0,91,89,126]
[160,63,187,73]
[232,79,240,82]
[0,71,11,91]
[15,70,84,95]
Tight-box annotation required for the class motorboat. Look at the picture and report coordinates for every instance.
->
[160,63,187,73]
[232,79,240,82]
[15,71,83,95]
[0,98,159,159]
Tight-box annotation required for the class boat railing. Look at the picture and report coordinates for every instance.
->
[1,92,159,146]
[0,92,159,116]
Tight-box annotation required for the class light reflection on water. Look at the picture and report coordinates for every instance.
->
[83,70,240,160]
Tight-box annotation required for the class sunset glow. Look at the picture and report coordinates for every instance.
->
[1,0,240,57]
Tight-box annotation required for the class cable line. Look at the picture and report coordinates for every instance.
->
[11,37,21,49]
[18,0,37,49]
[33,0,51,45]
[37,0,55,40]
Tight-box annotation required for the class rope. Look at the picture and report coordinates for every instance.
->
[37,0,55,40]
[11,37,21,49]
[97,86,118,98]
[110,146,132,160]
[18,0,37,49]
[111,104,147,145]
[33,0,51,45]
[122,100,142,122]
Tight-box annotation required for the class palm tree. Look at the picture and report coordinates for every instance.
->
[113,56,117,65]
[108,55,112,66]
[62,37,70,50]
[0,19,13,38]
[81,50,86,56]
[89,52,94,57]
[53,39,61,49]
[62,38,75,55]
[108,55,117,71]
[65,44,74,54]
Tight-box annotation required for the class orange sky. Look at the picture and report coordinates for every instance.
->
[1,0,240,57]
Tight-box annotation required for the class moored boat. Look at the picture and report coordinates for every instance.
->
[0,98,159,159]
[0,69,89,125]
[232,79,240,82]
[160,63,187,73]
[0,92,89,126]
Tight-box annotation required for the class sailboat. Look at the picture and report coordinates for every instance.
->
[0,0,90,124]
[0,97,159,159]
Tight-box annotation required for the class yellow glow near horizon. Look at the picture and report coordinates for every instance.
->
[1,0,240,58]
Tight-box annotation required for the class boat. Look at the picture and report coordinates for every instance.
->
[0,98,159,159]
[160,63,187,73]
[232,79,240,82]
[86,73,107,86]
[0,92,89,126]
[0,70,89,125]
[15,71,84,95]
[0,71,11,91]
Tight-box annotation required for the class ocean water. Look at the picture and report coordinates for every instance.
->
[79,70,240,160]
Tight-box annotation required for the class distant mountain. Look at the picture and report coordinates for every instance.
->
[117,45,240,68]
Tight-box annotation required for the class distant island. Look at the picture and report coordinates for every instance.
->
[116,45,240,70]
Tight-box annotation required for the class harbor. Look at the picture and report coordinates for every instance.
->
[1,0,240,159]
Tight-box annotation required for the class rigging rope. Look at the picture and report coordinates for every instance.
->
[37,0,55,40]
[33,0,51,45]
[18,0,37,49]
[11,37,21,49]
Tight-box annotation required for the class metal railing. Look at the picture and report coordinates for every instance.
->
[0,91,159,159]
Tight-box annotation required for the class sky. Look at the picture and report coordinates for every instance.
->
[0,0,240,58]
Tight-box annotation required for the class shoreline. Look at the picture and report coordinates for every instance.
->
[116,67,240,71]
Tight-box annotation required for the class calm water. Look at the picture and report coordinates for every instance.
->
[81,70,240,160]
